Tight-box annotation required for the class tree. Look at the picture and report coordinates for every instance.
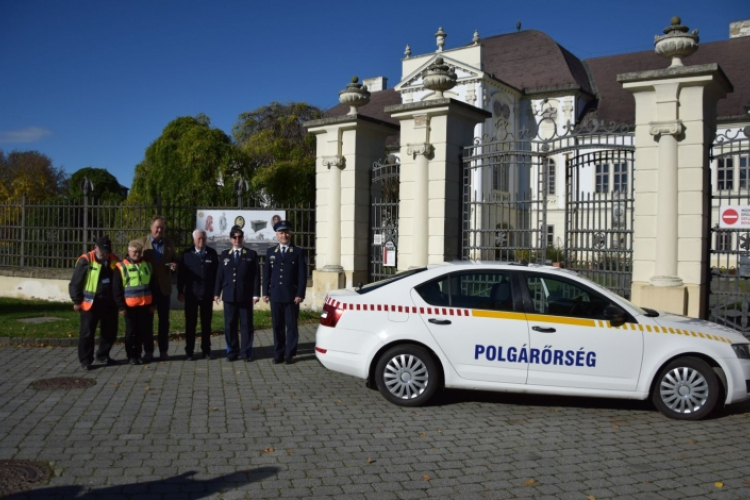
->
[0,150,67,202]
[69,167,127,202]
[233,102,323,205]
[127,115,240,206]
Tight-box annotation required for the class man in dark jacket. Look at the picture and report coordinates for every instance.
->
[178,229,219,360]
[69,236,119,370]
[214,225,260,362]
[262,220,307,364]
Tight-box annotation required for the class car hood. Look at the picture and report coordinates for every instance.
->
[653,312,749,344]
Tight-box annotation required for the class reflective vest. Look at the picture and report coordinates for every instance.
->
[116,258,153,307]
[78,251,118,311]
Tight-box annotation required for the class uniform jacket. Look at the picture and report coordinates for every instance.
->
[69,251,119,307]
[214,246,260,303]
[140,235,177,295]
[177,246,219,301]
[263,243,307,303]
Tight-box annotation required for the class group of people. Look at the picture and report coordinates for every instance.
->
[68,216,307,370]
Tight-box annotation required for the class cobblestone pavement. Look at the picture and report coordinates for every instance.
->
[2,324,750,500]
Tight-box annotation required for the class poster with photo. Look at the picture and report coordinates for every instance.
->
[196,209,286,252]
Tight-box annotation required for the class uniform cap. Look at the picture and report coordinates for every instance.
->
[273,220,291,231]
[95,236,112,252]
[229,225,244,237]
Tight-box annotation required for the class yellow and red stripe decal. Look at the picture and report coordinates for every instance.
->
[324,297,733,345]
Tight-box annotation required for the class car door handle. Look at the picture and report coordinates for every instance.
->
[428,319,452,325]
[532,326,556,333]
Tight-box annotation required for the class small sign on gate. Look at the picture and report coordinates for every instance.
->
[373,233,383,245]
[740,254,750,277]
[719,205,750,229]
[383,241,396,267]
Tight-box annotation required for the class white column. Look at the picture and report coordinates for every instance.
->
[649,120,684,286]
[407,142,433,267]
[322,155,344,271]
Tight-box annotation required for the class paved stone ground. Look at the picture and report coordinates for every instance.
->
[2,324,750,500]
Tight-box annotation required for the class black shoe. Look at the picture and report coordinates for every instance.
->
[159,352,168,361]
[285,356,294,365]
[272,357,284,364]
[243,357,253,363]
[143,352,154,363]
[201,352,212,360]
[128,357,142,366]
[80,363,92,371]
[227,354,239,362]
[186,353,195,361]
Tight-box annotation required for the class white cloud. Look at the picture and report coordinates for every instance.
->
[0,126,52,144]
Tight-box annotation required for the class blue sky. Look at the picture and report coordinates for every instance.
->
[1,0,747,188]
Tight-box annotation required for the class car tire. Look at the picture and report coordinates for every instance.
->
[375,345,440,407]
[651,356,720,420]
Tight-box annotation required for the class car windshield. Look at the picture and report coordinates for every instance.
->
[357,268,428,294]
[559,269,648,316]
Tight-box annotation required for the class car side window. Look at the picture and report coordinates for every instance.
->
[524,274,611,320]
[414,270,516,311]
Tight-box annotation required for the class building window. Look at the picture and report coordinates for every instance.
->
[716,231,731,252]
[718,158,734,190]
[595,164,609,193]
[613,163,628,193]
[740,156,749,189]
[547,159,556,195]
[546,225,555,246]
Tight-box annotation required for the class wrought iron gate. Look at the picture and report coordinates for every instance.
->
[461,113,635,297]
[369,155,400,282]
[706,127,750,335]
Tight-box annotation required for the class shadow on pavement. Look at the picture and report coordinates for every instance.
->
[3,467,279,499]
[206,341,316,361]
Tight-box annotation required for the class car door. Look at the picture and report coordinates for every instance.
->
[521,272,643,391]
[415,269,529,384]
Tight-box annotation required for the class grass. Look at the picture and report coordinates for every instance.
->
[0,297,320,339]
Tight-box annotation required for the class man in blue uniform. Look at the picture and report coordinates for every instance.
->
[178,229,219,360]
[263,220,307,364]
[214,225,260,362]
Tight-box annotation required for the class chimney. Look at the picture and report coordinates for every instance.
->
[362,77,388,92]
[730,19,750,38]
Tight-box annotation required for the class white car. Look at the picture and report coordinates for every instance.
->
[315,262,750,420]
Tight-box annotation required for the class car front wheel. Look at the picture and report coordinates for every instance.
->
[652,356,720,420]
[375,345,440,407]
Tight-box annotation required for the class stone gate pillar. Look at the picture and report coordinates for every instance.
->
[619,17,732,317]
[305,78,398,307]
[386,93,490,268]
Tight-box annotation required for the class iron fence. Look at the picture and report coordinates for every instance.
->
[0,196,315,279]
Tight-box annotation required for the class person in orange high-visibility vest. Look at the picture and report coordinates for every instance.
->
[114,239,156,365]
[69,236,120,370]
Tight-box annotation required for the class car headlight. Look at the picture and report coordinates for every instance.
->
[732,344,750,359]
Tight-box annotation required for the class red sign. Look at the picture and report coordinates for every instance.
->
[722,208,739,226]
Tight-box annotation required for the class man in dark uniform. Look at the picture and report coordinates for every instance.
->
[214,225,260,362]
[178,229,219,360]
[69,236,120,370]
[263,220,307,364]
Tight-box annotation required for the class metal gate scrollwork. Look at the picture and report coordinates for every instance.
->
[369,155,400,282]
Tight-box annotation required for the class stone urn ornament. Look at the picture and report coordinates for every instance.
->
[422,57,457,99]
[654,16,699,68]
[339,76,371,115]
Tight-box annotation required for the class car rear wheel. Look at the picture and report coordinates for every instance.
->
[651,356,720,420]
[375,345,440,407]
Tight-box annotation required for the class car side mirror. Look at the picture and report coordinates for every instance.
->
[603,305,627,327]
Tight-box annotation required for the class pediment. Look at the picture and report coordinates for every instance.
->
[394,55,484,92]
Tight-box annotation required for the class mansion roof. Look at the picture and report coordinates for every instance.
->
[326,29,750,127]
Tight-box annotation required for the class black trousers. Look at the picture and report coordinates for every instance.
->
[78,302,118,364]
[124,305,151,360]
[185,295,213,355]
[145,288,171,354]
[223,301,254,359]
[271,301,299,360]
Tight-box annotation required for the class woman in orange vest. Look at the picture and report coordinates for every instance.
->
[114,239,156,365]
